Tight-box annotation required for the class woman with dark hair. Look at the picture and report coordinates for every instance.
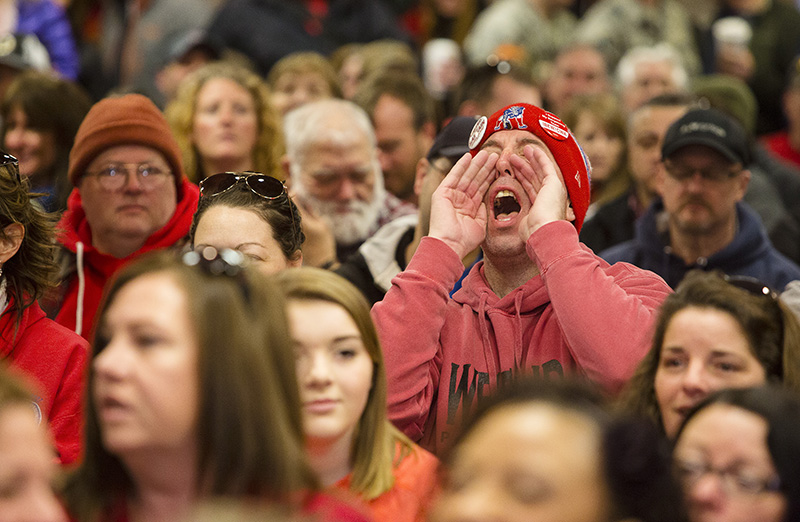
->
[0,364,68,522]
[0,152,88,465]
[64,250,367,522]
[276,267,439,522]
[190,171,305,274]
[430,378,687,522]
[1,70,92,213]
[674,385,800,522]
[620,269,800,438]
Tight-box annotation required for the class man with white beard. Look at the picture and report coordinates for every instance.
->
[282,99,416,267]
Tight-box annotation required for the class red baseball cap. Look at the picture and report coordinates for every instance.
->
[468,103,592,232]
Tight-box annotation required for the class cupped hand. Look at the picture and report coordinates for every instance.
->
[429,150,497,259]
[511,145,575,242]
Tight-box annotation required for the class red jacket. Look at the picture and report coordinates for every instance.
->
[53,180,199,340]
[372,221,672,453]
[1,298,88,465]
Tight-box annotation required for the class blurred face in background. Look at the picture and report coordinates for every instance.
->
[272,71,335,116]
[626,104,688,199]
[571,111,623,185]
[93,272,200,457]
[431,403,612,522]
[0,404,67,522]
[192,77,259,168]
[674,403,786,522]
[3,105,55,179]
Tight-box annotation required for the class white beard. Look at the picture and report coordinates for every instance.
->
[295,176,386,245]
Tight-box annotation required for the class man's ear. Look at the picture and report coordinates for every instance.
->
[414,157,430,197]
[565,203,576,222]
[735,168,751,201]
[0,223,24,265]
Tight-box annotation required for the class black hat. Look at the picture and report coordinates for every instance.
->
[427,116,478,161]
[661,108,750,165]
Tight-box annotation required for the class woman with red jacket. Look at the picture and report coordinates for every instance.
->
[0,151,88,466]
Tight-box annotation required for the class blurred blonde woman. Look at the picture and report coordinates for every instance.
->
[276,268,439,522]
[166,61,284,183]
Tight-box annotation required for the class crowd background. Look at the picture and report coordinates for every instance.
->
[2,0,800,521]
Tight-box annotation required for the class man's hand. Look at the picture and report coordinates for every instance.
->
[289,190,338,268]
[429,150,497,259]
[715,46,755,81]
[511,145,575,241]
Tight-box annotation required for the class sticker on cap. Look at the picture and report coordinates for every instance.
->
[538,112,569,141]
[469,116,488,150]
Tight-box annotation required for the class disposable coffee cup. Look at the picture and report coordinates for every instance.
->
[711,17,752,53]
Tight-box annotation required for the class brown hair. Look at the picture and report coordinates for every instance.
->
[619,269,800,432]
[562,92,632,206]
[275,267,417,501]
[0,160,58,321]
[66,251,317,521]
[166,61,284,182]
[266,52,342,99]
[1,71,92,211]
[353,69,436,131]
[189,179,305,261]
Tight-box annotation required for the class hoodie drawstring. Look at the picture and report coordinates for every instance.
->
[75,241,85,337]
[514,292,526,368]
[476,292,498,378]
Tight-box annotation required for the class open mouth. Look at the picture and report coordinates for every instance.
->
[493,190,521,221]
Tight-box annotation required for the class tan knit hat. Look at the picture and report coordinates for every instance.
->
[68,93,185,195]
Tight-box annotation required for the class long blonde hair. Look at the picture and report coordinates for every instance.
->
[166,61,284,182]
[275,267,417,500]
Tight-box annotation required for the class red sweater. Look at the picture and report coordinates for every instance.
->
[1,298,88,465]
[54,180,199,340]
[372,221,672,453]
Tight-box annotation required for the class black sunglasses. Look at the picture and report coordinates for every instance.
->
[724,274,778,300]
[199,171,297,240]
[200,172,287,200]
[0,152,20,183]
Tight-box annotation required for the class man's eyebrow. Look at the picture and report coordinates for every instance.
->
[482,137,542,150]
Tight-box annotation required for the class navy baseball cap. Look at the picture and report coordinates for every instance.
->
[426,116,478,161]
[661,107,750,165]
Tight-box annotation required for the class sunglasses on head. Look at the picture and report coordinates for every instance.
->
[0,152,20,183]
[199,172,287,200]
[199,171,298,240]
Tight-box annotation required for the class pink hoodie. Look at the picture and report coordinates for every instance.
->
[372,220,672,453]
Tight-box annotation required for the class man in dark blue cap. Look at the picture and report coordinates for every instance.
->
[602,107,800,290]
[335,116,480,305]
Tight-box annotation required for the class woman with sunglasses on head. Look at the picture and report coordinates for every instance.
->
[620,269,800,439]
[166,61,284,183]
[0,152,88,466]
[275,268,439,522]
[65,249,370,522]
[190,171,305,274]
[673,385,800,522]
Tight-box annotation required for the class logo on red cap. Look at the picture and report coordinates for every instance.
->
[538,112,569,141]
[495,105,528,131]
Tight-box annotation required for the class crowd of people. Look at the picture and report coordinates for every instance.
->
[2,0,800,521]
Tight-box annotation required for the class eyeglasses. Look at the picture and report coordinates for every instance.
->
[724,274,778,300]
[664,160,742,183]
[0,152,20,183]
[199,171,296,236]
[85,163,171,191]
[674,457,782,497]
